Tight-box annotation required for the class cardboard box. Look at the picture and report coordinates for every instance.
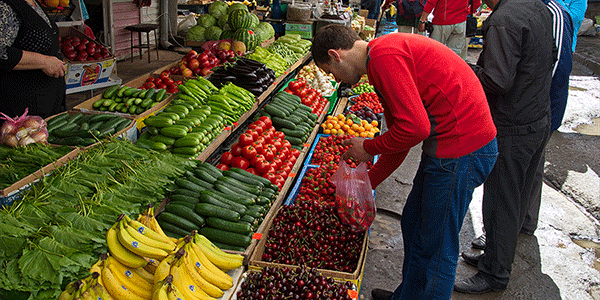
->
[59,27,116,89]
[359,9,369,18]
[285,21,314,39]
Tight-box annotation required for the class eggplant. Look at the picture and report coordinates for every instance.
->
[238,57,265,68]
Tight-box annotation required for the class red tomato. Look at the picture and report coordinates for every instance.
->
[274,175,286,190]
[279,164,292,177]
[255,159,271,175]
[251,141,263,154]
[159,71,170,81]
[265,144,277,152]
[230,143,243,157]
[248,123,263,135]
[245,129,259,142]
[290,148,301,158]
[281,139,291,150]
[146,77,154,83]
[276,150,287,161]
[288,80,299,92]
[261,132,272,144]
[272,157,283,169]
[220,151,234,165]
[216,164,229,171]
[262,148,275,161]
[144,81,156,89]
[153,78,163,85]
[246,168,258,175]
[265,172,278,185]
[239,133,254,147]
[258,116,272,128]
[252,120,267,132]
[251,154,266,167]
[231,156,250,170]
[275,131,285,140]
[241,145,257,161]
[272,139,282,151]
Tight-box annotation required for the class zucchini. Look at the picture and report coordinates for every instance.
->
[194,203,241,222]
[165,204,206,227]
[206,217,252,235]
[157,211,199,232]
[198,227,251,248]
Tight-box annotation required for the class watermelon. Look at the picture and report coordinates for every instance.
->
[208,1,228,19]
[258,22,275,39]
[252,27,267,44]
[228,9,253,31]
[233,28,258,50]
[227,2,248,14]
[218,14,229,28]
[220,30,235,40]
[187,25,207,42]
[205,26,223,41]
[249,13,260,28]
[197,14,217,28]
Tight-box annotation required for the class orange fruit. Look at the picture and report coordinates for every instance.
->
[45,0,59,7]
[59,0,69,7]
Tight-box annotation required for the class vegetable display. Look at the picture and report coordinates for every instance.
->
[90,84,170,115]
[297,63,337,97]
[46,112,132,147]
[283,78,329,115]
[208,57,276,96]
[0,143,72,189]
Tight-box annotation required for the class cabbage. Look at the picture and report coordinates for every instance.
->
[209,1,228,20]
[186,25,206,42]
[197,14,217,28]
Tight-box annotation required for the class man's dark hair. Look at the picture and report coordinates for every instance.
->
[311,24,361,64]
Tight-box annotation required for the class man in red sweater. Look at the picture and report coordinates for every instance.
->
[417,0,481,59]
[311,25,498,300]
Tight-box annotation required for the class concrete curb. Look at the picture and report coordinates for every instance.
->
[573,52,600,75]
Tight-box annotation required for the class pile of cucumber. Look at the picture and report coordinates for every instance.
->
[157,162,278,252]
[47,112,132,147]
[136,101,228,158]
[258,91,318,149]
[91,85,169,115]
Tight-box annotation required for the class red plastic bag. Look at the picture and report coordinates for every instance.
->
[0,108,48,147]
[330,160,376,231]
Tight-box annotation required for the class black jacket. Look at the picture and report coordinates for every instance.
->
[471,0,554,129]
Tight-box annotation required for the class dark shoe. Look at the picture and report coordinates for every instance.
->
[371,288,394,300]
[461,251,483,267]
[454,272,506,294]
[471,234,486,249]
[520,228,535,236]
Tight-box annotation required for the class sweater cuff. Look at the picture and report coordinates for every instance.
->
[0,47,23,72]
[363,138,378,156]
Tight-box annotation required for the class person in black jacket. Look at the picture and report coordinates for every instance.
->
[0,0,66,119]
[453,0,555,294]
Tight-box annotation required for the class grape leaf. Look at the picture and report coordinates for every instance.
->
[0,235,26,258]
[18,247,77,285]
[55,212,110,233]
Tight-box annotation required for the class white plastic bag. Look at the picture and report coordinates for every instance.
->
[578,18,597,37]
[177,14,197,36]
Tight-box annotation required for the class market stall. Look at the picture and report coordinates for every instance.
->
[0,2,384,299]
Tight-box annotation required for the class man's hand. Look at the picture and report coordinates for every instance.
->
[42,56,66,78]
[341,137,374,163]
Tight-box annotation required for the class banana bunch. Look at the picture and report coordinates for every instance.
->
[106,214,176,269]
[58,272,114,300]
[152,233,244,299]
[137,205,178,244]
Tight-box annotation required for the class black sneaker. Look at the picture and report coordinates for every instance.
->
[371,288,394,300]
[471,234,486,250]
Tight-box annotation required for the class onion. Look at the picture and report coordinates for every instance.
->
[18,135,36,146]
[31,130,48,143]
[1,122,17,136]
[4,134,18,147]
[15,127,29,139]
[23,118,42,130]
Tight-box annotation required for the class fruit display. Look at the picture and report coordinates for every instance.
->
[0,143,72,188]
[46,112,132,147]
[90,84,170,115]
[139,71,182,94]
[347,92,384,114]
[347,105,383,124]
[321,113,379,138]
[307,134,375,169]
[218,117,301,190]
[159,162,278,251]
[351,82,375,95]
[236,266,356,300]
[60,35,111,61]
[297,63,337,96]
[258,91,319,148]
[260,201,365,272]
[174,48,236,77]
[41,0,69,8]
[208,57,276,96]
[283,78,330,115]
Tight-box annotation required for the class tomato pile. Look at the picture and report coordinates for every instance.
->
[349,92,383,114]
[60,35,111,61]
[262,201,365,272]
[310,135,374,169]
[284,78,329,115]
[237,266,355,300]
[139,70,182,93]
[218,117,301,190]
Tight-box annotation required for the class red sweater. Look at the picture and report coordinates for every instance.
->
[364,34,496,188]
[424,0,481,25]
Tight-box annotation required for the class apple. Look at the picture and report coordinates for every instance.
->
[158,83,168,90]
[71,37,80,43]
[102,53,111,59]
[87,56,95,61]
[163,78,174,86]
[153,78,163,85]
[169,66,179,74]
[167,87,179,94]
[181,68,193,77]
[188,59,200,70]
[76,52,88,61]
[200,59,211,69]
[92,53,102,60]
[175,80,183,85]
[193,67,202,75]
[198,53,208,62]
[75,44,86,51]
[86,47,96,55]
[80,39,89,45]
[65,51,77,60]
[62,44,74,52]
[144,81,156,89]
[159,70,170,80]
[186,52,198,61]
[200,68,212,76]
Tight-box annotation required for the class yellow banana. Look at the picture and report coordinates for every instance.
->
[188,242,233,287]
[167,282,187,300]
[124,214,176,247]
[170,259,215,300]
[90,282,114,300]
[154,254,176,285]
[106,223,148,268]
[144,257,159,274]
[58,279,80,300]
[106,256,153,292]
[153,276,170,300]
[133,265,154,285]
[184,243,232,290]
[147,208,179,244]
[117,220,169,260]
[180,248,224,298]
[193,234,243,270]
[105,261,152,299]
[101,262,147,300]
[90,254,109,287]
[121,219,175,252]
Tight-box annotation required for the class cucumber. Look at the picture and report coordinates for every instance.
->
[216,176,262,195]
[169,201,196,209]
[214,181,257,200]
[197,162,223,178]
[170,193,199,203]
[194,203,241,222]
[174,178,206,193]
[206,217,252,235]
[256,196,271,206]
[263,103,287,118]
[158,220,189,238]
[185,173,214,190]
[174,136,200,147]
[272,116,296,130]
[173,146,198,156]
[240,214,256,225]
[157,211,200,232]
[199,227,251,248]
[46,113,70,127]
[228,167,275,189]
[221,170,265,188]
[211,241,247,252]
[260,188,278,200]
[160,125,188,139]
[243,209,264,218]
[198,192,247,215]
[165,204,206,228]
[286,135,304,146]
[150,134,175,146]
[193,168,218,184]
[144,116,174,128]
[280,127,305,138]
[155,112,180,121]
[172,188,200,198]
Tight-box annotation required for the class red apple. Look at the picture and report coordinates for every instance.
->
[200,68,212,76]
[193,67,202,75]
[200,59,211,69]
[181,68,193,77]
[71,37,80,43]
[92,53,102,60]
[76,44,87,51]
[158,83,167,90]
[65,51,77,60]
[80,39,89,45]
[169,66,179,74]
[62,44,74,52]
[76,52,88,61]
[153,78,163,85]
[188,59,200,70]
[163,78,174,86]
[86,47,96,55]
[87,56,95,61]
[102,53,111,59]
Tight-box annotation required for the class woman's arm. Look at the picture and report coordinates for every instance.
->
[13,50,66,78]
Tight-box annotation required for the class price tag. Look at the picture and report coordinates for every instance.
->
[233,122,238,127]
[347,289,358,299]
[303,143,310,148]
[288,172,297,178]
[252,233,263,240]
[224,126,232,130]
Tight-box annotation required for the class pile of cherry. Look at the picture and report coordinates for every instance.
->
[309,135,374,169]
[237,266,356,300]
[261,201,365,273]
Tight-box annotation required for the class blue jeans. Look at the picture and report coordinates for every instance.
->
[392,138,498,300]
